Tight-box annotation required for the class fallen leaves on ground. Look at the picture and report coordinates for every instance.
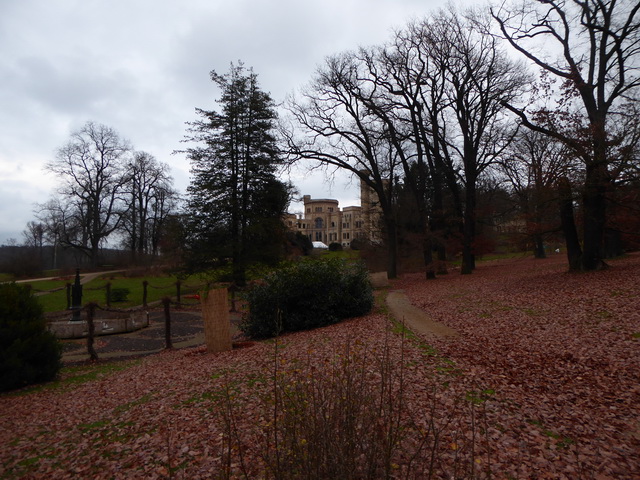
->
[395,253,640,479]
[0,253,638,479]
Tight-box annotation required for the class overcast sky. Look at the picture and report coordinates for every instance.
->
[0,0,479,245]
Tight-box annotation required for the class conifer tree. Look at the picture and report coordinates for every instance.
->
[181,63,290,285]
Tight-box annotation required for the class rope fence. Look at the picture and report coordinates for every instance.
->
[52,279,208,309]
[82,296,183,362]
[58,285,235,362]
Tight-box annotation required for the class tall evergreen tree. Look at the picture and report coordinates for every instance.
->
[181,63,290,285]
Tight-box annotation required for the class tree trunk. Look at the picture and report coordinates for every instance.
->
[581,127,609,271]
[423,234,436,280]
[558,177,582,271]
[384,214,398,280]
[533,234,546,259]
[430,168,448,275]
[581,170,607,270]
[461,181,476,275]
[90,242,100,269]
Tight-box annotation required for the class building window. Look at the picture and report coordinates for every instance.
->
[315,207,322,213]
[328,207,334,212]
[331,222,335,227]
[307,208,311,213]
[315,217,323,229]
[316,232,322,241]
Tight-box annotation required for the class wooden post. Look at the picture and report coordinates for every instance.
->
[106,282,112,308]
[162,297,173,350]
[201,288,232,353]
[175,280,181,308]
[142,280,148,308]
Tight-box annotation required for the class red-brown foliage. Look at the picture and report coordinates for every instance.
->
[0,253,638,478]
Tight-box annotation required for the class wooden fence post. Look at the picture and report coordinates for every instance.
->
[162,296,173,350]
[201,288,232,353]
[142,280,148,308]
[106,282,112,308]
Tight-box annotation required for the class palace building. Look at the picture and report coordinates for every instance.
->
[285,177,383,248]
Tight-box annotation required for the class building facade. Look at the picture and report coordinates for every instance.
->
[285,178,383,248]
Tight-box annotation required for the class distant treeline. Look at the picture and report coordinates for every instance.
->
[0,245,131,278]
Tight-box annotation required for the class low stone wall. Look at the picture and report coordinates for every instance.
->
[48,312,150,339]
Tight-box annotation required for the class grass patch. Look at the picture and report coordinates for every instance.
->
[33,274,204,313]
[79,419,112,433]
[19,278,71,293]
[526,418,575,450]
[476,252,530,262]
[58,361,139,387]
[114,393,154,414]
[389,318,463,379]
[6,360,141,397]
[466,388,496,405]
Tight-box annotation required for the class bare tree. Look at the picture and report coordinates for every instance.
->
[285,7,527,277]
[498,130,573,257]
[429,8,529,273]
[283,53,403,278]
[20,221,46,273]
[492,0,640,270]
[43,121,131,266]
[22,221,45,249]
[368,7,528,275]
[377,20,459,277]
[121,151,176,261]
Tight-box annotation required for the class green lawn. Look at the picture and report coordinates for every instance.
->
[27,274,205,313]
[0,273,16,282]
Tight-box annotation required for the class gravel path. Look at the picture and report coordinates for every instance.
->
[60,307,242,364]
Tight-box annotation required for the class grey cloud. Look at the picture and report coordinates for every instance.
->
[0,0,460,244]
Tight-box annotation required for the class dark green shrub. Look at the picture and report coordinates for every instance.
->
[349,238,367,251]
[0,283,62,392]
[328,242,343,251]
[240,258,373,338]
[108,287,130,303]
[286,231,313,256]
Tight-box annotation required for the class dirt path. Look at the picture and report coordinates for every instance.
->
[386,290,458,338]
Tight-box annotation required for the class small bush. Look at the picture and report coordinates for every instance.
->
[108,287,130,303]
[240,258,373,338]
[286,231,313,256]
[0,283,62,392]
[328,242,343,251]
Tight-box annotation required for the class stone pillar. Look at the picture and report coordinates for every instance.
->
[201,288,232,353]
